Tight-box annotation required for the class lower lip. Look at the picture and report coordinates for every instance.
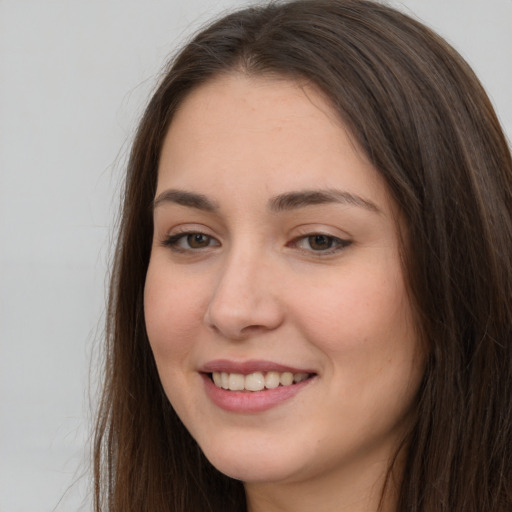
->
[202,374,313,413]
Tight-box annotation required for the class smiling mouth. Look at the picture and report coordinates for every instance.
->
[209,371,315,392]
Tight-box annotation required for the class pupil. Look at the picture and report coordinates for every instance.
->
[189,234,208,247]
[310,235,331,250]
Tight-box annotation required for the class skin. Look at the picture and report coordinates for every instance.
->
[144,73,425,512]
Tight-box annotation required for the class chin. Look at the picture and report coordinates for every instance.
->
[198,436,309,484]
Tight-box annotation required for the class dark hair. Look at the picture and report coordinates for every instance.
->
[94,1,512,510]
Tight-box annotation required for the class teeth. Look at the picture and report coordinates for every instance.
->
[212,372,222,387]
[265,371,280,389]
[280,372,293,386]
[245,372,265,391]
[211,371,311,391]
[228,373,245,391]
[294,372,309,383]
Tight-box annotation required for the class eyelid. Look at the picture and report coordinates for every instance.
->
[161,223,217,239]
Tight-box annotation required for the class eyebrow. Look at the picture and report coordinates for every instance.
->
[268,189,381,213]
[152,189,219,212]
[152,188,380,214]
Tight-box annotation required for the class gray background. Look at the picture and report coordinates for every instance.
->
[1,1,511,511]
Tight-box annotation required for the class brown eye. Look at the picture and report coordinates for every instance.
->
[307,235,334,251]
[187,233,212,248]
[289,233,351,255]
[162,231,220,251]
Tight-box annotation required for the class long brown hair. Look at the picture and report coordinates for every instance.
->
[94,1,512,510]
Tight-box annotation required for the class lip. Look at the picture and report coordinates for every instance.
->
[200,359,317,413]
[201,359,315,375]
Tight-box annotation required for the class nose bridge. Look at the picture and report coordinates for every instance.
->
[204,240,283,339]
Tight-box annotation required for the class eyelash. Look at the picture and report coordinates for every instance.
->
[161,231,351,256]
[161,231,219,252]
[288,233,351,255]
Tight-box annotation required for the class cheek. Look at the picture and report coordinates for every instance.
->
[294,268,422,434]
[292,261,419,386]
[143,262,206,361]
[298,268,410,342]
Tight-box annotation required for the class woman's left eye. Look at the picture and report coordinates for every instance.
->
[162,232,220,251]
[290,234,351,254]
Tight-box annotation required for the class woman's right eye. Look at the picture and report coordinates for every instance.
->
[161,232,220,251]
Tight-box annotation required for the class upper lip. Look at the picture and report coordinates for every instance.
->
[200,359,316,375]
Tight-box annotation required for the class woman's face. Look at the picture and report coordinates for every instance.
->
[144,74,424,491]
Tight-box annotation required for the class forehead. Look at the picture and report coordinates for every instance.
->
[167,73,345,149]
[157,73,391,214]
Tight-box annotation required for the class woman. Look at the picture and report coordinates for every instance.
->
[94,1,512,510]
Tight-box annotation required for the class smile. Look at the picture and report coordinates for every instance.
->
[211,371,311,392]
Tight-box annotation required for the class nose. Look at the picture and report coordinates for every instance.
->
[204,248,285,340]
